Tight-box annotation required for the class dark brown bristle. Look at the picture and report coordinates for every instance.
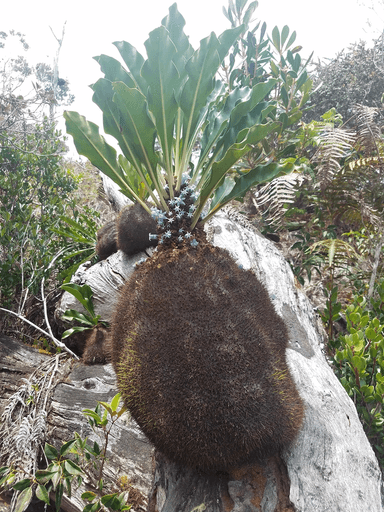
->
[111,243,304,472]
[96,220,117,260]
[117,203,157,256]
[82,325,112,365]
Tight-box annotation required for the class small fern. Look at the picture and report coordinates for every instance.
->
[254,173,306,229]
[313,125,355,189]
[354,104,382,155]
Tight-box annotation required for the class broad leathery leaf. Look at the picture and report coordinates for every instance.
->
[217,100,276,159]
[142,26,180,176]
[196,121,279,221]
[118,154,153,202]
[113,41,147,93]
[92,78,149,175]
[209,161,295,215]
[161,3,193,83]
[101,493,121,511]
[199,85,250,169]
[229,79,277,127]
[91,79,121,143]
[112,82,158,180]
[35,470,58,485]
[210,176,235,212]
[296,70,308,91]
[64,111,132,200]
[179,32,222,151]
[93,54,135,88]
[180,26,244,158]
[217,25,244,62]
[82,492,97,502]
[14,486,33,512]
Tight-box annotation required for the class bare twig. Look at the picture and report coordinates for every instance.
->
[0,307,79,359]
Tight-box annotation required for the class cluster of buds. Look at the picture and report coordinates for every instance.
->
[148,175,200,249]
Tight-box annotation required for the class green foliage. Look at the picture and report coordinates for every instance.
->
[306,36,384,122]
[61,284,107,339]
[0,121,100,318]
[0,394,132,512]
[289,229,324,285]
[329,287,384,467]
[64,2,308,231]
[52,208,99,282]
[0,120,75,307]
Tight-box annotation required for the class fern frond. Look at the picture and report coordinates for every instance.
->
[31,410,47,446]
[15,416,32,456]
[309,238,360,268]
[354,104,381,155]
[314,125,355,189]
[346,156,382,172]
[255,173,306,229]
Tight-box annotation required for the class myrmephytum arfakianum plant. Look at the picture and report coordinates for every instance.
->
[64,3,307,233]
[64,3,307,473]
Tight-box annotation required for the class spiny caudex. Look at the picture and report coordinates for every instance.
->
[64,3,307,471]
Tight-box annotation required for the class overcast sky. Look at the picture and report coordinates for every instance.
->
[2,0,382,153]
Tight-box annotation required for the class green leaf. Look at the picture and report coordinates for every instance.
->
[12,479,32,491]
[51,465,62,491]
[271,27,280,51]
[286,31,297,50]
[14,486,33,512]
[35,470,58,485]
[64,111,138,204]
[101,493,121,510]
[110,393,121,412]
[64,460,83,476]
[196,121,279,223]
[61,283,95,317]
[111,82,159,192]
[61,309,97,326]
[351,355,366,372]
[365,327,377,340]
[280,26,290,48]
[55,482,64,512]
[142,26,180,180]
[83,502,101,512]
[93,54,135,88]
[61,325,93,340]
[60,440,76,457]
[113,41,147,93]
[210,161,294,216]
[98,401,113,415]
[161,3,194,80]
[44,443,59,461]
[82,409,103,424]
[82,492,97,502]
[36,484,50,505]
